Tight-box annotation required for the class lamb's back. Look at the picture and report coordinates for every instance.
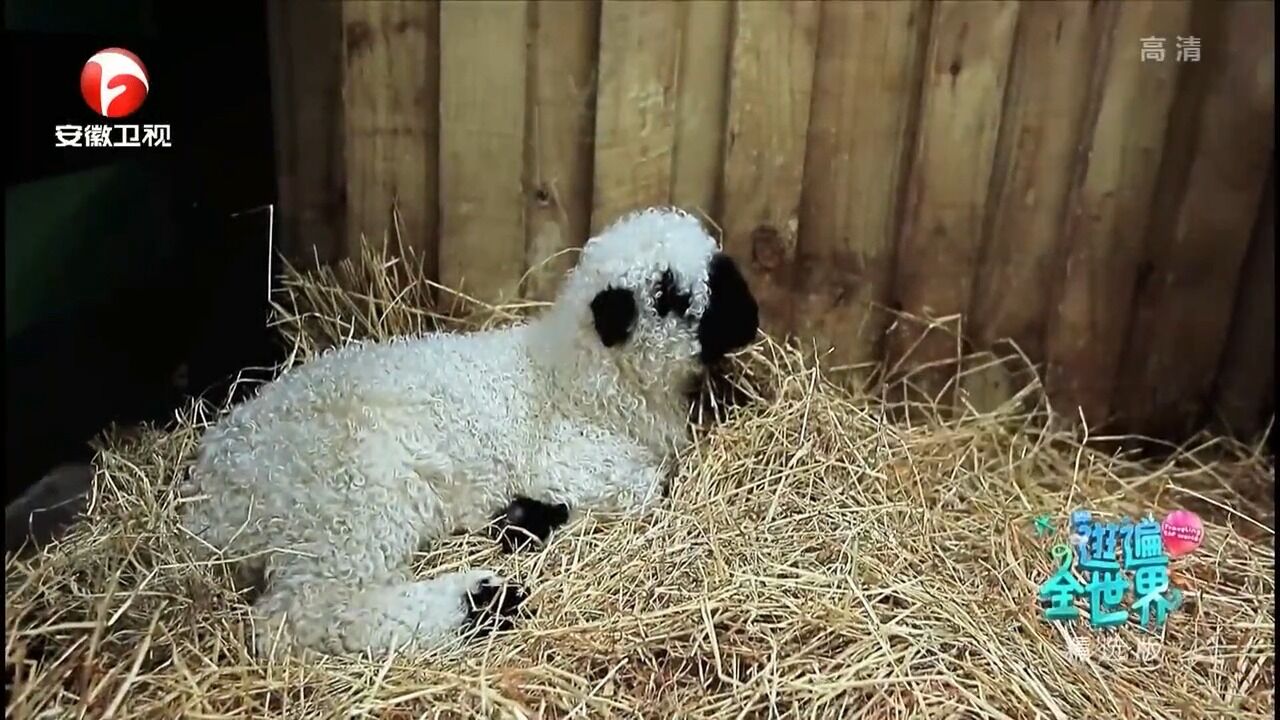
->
[180,326,541,553]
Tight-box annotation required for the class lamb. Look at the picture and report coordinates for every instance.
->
[177,206,760,658]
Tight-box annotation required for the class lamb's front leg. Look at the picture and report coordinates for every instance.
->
[492,432,668,553]
[487,496,571,552]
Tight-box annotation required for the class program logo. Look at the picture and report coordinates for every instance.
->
[80,48,150,118]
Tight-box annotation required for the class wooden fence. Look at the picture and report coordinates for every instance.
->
[267,0,1275,443]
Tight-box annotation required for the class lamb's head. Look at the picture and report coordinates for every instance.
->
[549,207,759,390]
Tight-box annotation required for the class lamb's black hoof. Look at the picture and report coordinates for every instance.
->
[489,496,570,553]
[463,578,529,638]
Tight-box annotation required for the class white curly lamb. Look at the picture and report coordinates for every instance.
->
[178,207,759,658]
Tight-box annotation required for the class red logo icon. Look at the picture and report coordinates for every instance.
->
[80,48,150,118]
[1160,510,1204,558]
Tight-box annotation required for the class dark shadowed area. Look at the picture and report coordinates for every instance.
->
[5,2,283,510]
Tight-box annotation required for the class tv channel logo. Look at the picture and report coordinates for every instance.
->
[57,48,171,148]
[80,47,150,118]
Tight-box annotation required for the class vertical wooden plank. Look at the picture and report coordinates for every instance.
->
[1211,168,1275,440]
[590,1,683,235]
[267,0,346,267]
[1043,0,1191,428]
[792,1,929,372]
[341,0,439,274]
[438,0,530,304]
[963,1,1112,411]
[670,0,733,222]
[1113,0,1275,439]
[522,0,600,302]
[884,1,1020,399]
[720,0,821,339]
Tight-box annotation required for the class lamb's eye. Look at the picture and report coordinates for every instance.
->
[653,269,692,319]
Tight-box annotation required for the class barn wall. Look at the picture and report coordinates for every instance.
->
[266,0,1276,443]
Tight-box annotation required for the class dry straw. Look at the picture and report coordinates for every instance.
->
[5,237,1274,719]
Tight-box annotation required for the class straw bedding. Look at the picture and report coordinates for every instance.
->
[5,242,1275,719]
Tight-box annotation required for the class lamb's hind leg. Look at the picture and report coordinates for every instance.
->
[250,553,528,659]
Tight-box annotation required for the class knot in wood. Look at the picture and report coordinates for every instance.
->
[750,225,786,271]
[344,21,374,59]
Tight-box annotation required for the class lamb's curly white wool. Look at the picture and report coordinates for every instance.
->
[178,206,759,658]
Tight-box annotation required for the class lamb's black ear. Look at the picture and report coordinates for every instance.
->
[653,269,693,319]
[698,253,759,363]
[591,286,638,348]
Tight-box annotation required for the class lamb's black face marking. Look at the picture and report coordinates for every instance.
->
[489,496,570,553]
[653,269,692,319]
[591,286,638,348]
[697,253,759,364]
